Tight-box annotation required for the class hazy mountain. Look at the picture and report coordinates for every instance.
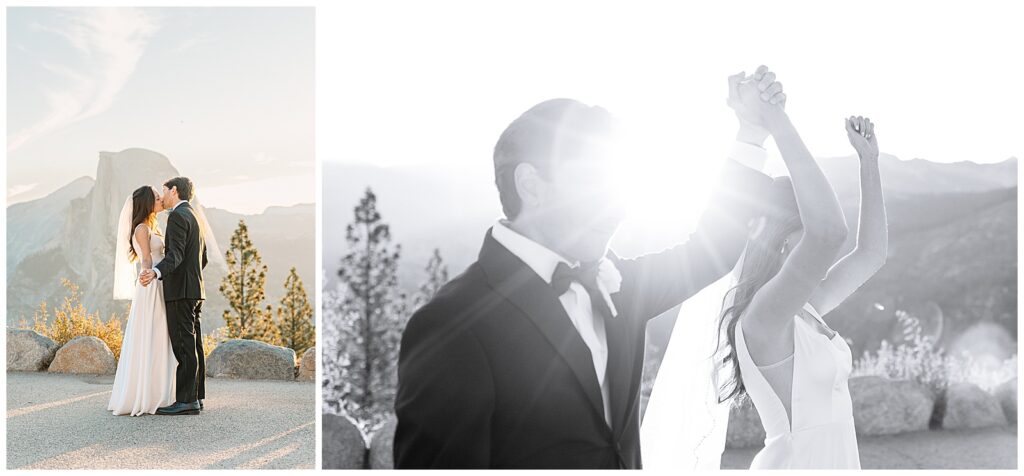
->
[325,155,1017,357]
[818,153,1017,201]
[6,176,94,276]
[7,148,315,333]
[323,162,500,288]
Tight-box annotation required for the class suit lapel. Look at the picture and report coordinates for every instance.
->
[605,251,643,441]
[603,305,635,440]
[478,230,608,427]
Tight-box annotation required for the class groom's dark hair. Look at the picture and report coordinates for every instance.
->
[164,176,195,201]
[493,98,614,219]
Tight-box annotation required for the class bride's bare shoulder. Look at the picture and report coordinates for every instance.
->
[133,223,160,239]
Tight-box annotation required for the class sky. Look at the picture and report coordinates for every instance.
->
[6,7,314,214]
[325,0,1022,170]
[319,0,1022,230]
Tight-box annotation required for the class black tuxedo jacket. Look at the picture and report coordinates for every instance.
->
[393,160,771,469]
[155,201,209,302]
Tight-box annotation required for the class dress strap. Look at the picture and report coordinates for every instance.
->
[801,302,826,324]
[800,302,838,339]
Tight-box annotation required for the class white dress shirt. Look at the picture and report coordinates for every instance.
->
[729,140,768,171]
[491,220,617,427]
[153,200,188,280]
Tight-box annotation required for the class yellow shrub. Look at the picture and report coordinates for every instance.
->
[32,279,126,361]
[202,327,229,358]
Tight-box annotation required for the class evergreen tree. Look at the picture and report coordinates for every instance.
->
[220,219,276,342]
[321,279,349,414]
[331,188,408,432]
[277,267,315,356]
[412,247,449,308]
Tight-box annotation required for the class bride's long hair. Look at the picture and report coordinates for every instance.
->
[127,185,158,262]
[714,176,802,403]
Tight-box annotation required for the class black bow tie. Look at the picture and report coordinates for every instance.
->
[551,261,614,319]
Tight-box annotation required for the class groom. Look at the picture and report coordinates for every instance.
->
[140,176,209,416]
[394,69,784,468]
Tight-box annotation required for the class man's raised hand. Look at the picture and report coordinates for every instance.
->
[728,65,787,133]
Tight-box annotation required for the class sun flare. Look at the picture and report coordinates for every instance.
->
[612,122,723,235]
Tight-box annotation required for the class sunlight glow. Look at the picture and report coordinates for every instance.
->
[612,115,722,236]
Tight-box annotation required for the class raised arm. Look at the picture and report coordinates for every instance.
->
[608,69,779,321]
[740,83,849,338]
[612,159,772,321]
[809,116,888,316]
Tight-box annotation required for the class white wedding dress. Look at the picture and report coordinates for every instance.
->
[734,302,860,469]
[108,227,177,416]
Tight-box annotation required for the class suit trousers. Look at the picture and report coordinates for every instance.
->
[166,299,206,403]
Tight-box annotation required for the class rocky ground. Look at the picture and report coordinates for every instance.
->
[721,425,1018,469]
[6,372,315,469]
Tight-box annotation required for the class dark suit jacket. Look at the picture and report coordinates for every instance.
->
[393,160,771,469]
[155,201,208,302]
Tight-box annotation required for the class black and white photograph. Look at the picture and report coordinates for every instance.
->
[320,0,1019,470]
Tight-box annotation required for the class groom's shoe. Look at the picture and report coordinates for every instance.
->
[199,399,204,411]
[156,401,201,415]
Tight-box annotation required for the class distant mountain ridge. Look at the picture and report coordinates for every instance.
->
[324,154,1017,356]
[7,148,315,332]
[817,153,1016,201]
[6,176,94,276]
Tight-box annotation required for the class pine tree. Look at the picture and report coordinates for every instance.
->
[412,247,449,309]
[220,219,275,342]
[321,279,349,414]
[277,267,315,356]
[330,188,408,433]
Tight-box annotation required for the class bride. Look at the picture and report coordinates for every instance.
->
[642,71,887,469]
[718,112,886,469]
[109,185,177,416]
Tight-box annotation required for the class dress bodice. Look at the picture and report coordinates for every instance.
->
[131,226,165,273]
[734,302,860,468]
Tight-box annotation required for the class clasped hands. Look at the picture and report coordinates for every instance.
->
[139,269,156,286]
[728,65,787,141]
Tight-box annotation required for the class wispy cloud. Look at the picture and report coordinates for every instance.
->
[7,8,160,152]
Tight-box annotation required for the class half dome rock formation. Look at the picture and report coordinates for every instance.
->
[63,149,181,312]
[6,148,315,335]
[7,149,179,323]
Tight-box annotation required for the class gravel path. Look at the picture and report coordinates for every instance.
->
[6,372,315,470]
[721,425,1017,469]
